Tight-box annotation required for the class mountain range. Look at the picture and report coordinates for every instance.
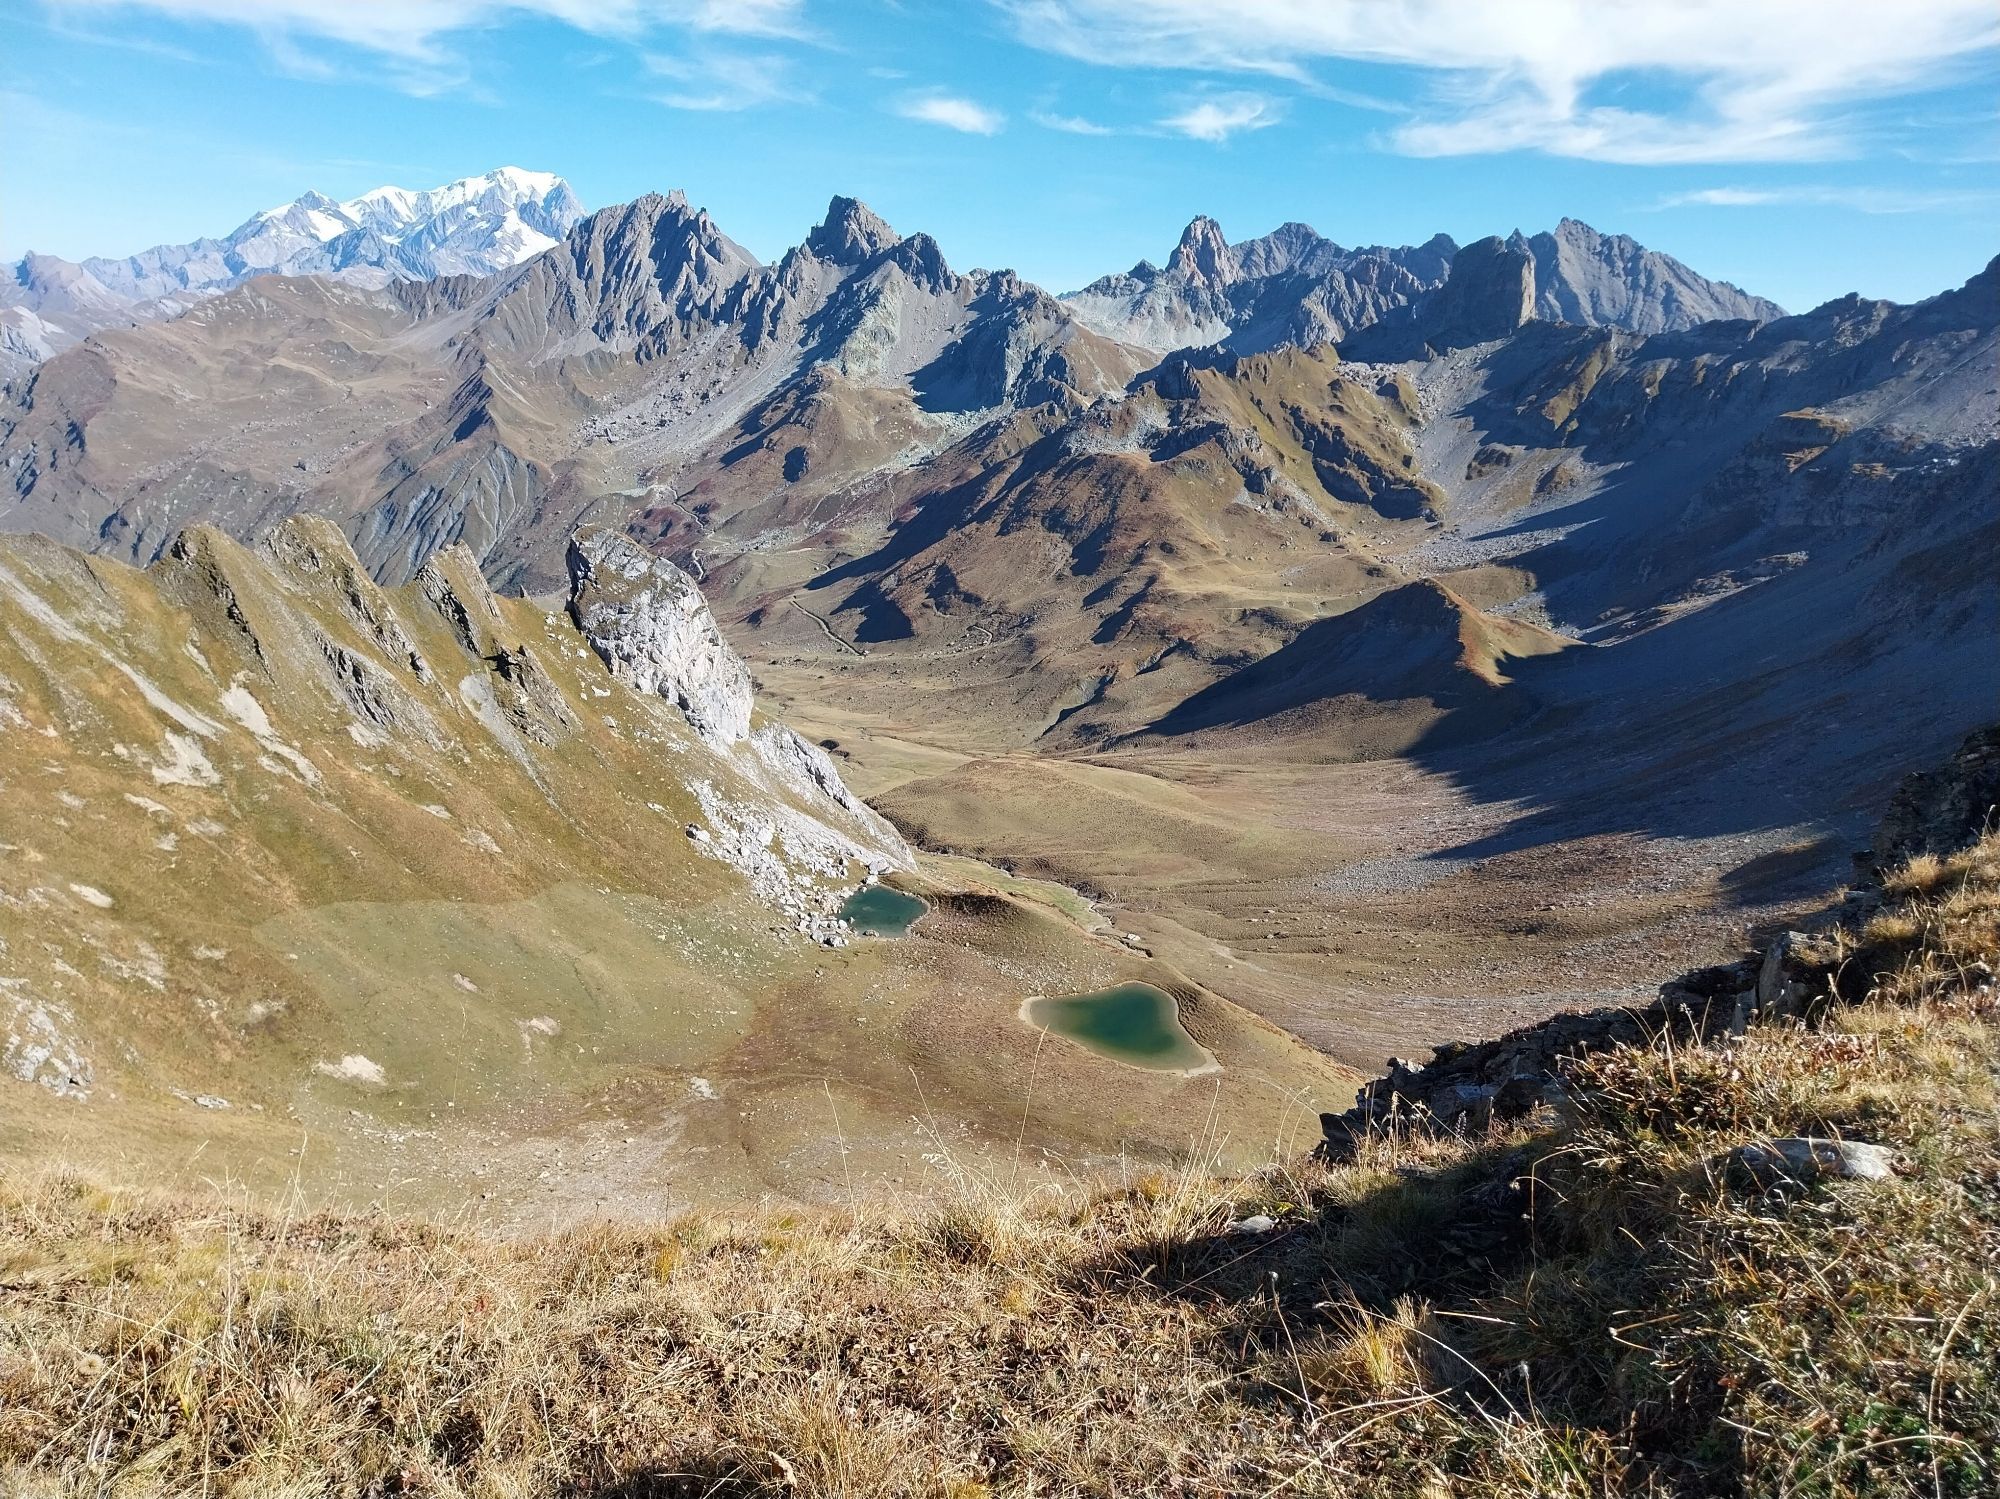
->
[1060,214,1784,354]
[1,169,1994,1075]
[0,167,584,376]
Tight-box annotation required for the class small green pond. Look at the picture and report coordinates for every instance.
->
[1022,982,1215,1072]
[840,883,929,937]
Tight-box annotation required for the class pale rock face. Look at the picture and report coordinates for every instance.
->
[565,526,753,747]
[749,722,907,854]
[1509,218,1784,334]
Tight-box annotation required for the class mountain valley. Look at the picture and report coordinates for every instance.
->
[0,515,1338,1217]
[1,175,1994,1202]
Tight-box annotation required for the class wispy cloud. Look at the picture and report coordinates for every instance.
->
[646,48,800,110]
[1655,183,2000,213]
[1031,108,1114,136]
[1001,0,2000,164]
[43,0,811,88]
[23,11,210,63]
[897,92,1005,135]
[1160,92,1278,142]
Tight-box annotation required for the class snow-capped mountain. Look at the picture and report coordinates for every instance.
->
[0,168,584,376]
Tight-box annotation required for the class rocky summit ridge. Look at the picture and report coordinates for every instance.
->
[1061,212,1782,354]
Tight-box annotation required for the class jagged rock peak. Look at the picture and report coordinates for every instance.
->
[886,231,953,290]
[1168,215,1237,289]
[565,526,753,746]
[597,190,707,236]
[1427,235,1536,347]
[807,196,902,265]
[1230,221,1334,280]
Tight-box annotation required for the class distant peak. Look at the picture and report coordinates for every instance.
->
[807,196,901,265]
[888,231,952,289]
[485,166,566,196]
[334,168,576,229]
[1169,215,1236,288]
[1229,220,1336,279]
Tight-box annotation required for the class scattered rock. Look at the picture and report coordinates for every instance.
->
[1730,1137,1897,1187]
[314,1054,387,1086]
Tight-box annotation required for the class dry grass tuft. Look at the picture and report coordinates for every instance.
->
[4,836,1999,1495]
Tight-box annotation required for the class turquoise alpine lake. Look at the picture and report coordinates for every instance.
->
[839,883,929,936]
[1022,982,1215,1072]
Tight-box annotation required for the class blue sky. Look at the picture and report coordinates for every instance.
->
[4,0,1997,311]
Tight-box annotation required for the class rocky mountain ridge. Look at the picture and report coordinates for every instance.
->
[1061,213,1783,355]
[0,188,1145,593]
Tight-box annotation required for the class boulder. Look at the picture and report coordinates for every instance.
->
[1730,1137,1897,1187]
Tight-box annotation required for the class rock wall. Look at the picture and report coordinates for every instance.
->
[562,523,912,923]
[566,525,754,747]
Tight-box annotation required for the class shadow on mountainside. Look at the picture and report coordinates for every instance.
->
[1130,288,2000,878]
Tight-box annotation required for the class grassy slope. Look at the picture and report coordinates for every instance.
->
[0,523,1347,1218]
[4,828,1993,1496]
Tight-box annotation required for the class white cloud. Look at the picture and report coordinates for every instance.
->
[1002,0,2000,163]
[897,93,1005,135]
[1668,188,1781,206]
[1160,93,1278,142]
[646,48,798,109]
[1031,109,1115,136]
[46,0,809,66]
[1656,184,2000,212]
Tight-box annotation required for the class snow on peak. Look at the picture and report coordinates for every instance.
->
[335,167,576,242]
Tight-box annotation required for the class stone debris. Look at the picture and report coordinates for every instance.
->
[314,1054,388,1086]
[686,778,883,946]
[2,980,93,1099]
[1318,730,1994,1161]
[1730,1137,1897,1187]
